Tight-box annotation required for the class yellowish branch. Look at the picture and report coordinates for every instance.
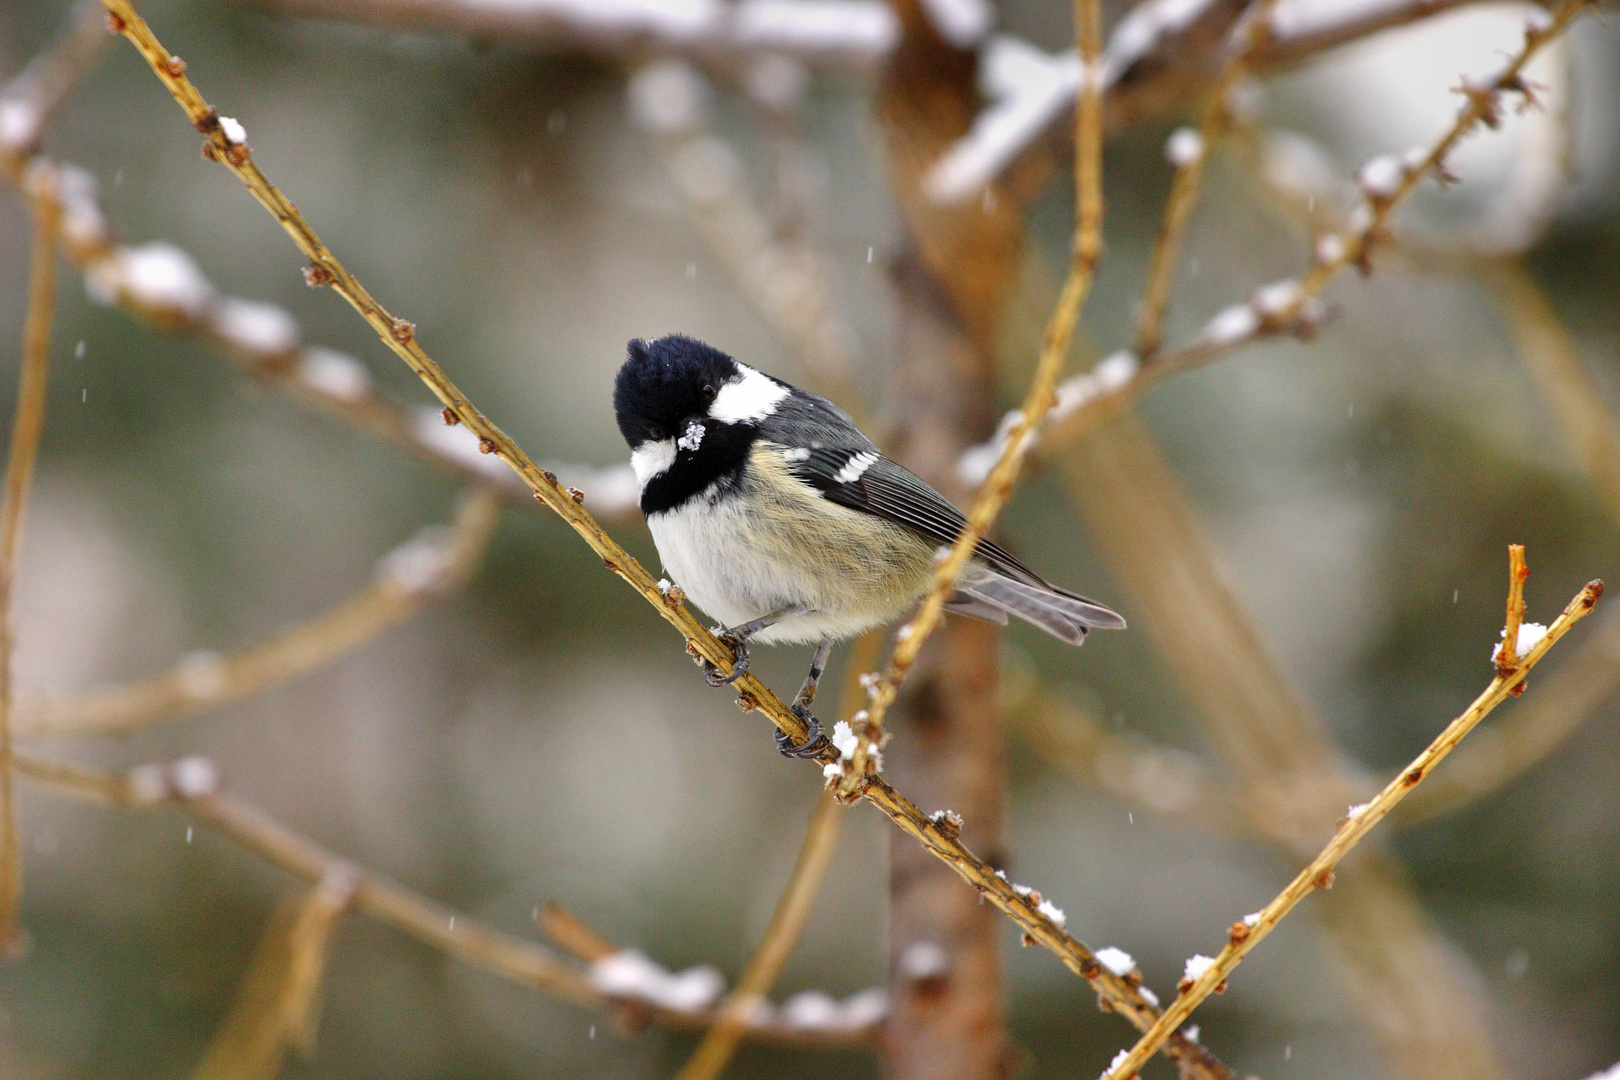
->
[1135,0,1284,359]
[15,487,500,740]
[0,180,61,953]
[837,0,1107,797]
[1098,556,1602,1080]
[94,11,1236,1074]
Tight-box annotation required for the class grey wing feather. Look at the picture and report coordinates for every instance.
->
[780,436,1126,640]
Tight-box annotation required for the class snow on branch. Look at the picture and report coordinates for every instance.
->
[258,0,898,66]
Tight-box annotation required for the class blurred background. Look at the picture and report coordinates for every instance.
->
[1,0,1618,1077]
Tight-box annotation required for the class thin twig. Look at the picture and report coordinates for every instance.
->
[837,0,1108,797]
[674,791,844,1080]
[1493,544,1530,684]
[15,487,500,739]
[0,0,109,153]
[1135,0,1283,359]
[958,0,1594,484]
[97,14,1236,1075]
[0,181,62,952]
[12,752,874,1050]
[1098,556,1602,1080]
[671,625,877,1080]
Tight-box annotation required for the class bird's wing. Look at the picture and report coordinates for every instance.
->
[783,446,1048,588]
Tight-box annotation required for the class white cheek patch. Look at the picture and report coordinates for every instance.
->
[630,438,676,486]
[711,364,789,424]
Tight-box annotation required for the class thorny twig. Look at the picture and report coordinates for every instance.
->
[1098,553,1602,1080]
[14,487,500,740]
[97,9,1239,1073]
[13,752,876,1049]
[958,0,1595,486]
[836,0,1108,799]
[0,178,61,952]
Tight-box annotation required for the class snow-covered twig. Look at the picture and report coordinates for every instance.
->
[13,488,501,740]
[1135,0,1286,359]
[956,0,1594,481]
[251,0,899,67]
[0,0,108,156]
[0,171,62,954]
[12,752,876,1049]
[1097,554,1603,1080]
[838,0,1109,800]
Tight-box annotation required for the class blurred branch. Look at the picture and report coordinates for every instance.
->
[1059,412,1506,1077]
[1391,257,1620,821]
[1098,558,1603,1080]
[190,872,355,1080]
[0,0,109,154]
[674,791,846,1080]
[957,0,1594,488]
[14,752,877,1050]
[240,0,900,69]
[1135,0,1283,359]
[0,177,62,954]
[673,626,875,1080]
[628,58,862,407]
[838,0,1106,798]
[15,487,500,740]
[1256,0,1528,70]
[95,11,1236,1074]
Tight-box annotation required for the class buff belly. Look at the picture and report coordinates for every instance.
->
[646,447,936,645]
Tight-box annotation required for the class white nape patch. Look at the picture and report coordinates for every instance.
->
[711,364,789,424]
[630,439,677,486]
[833,451,879,485]
[677,418,705,453]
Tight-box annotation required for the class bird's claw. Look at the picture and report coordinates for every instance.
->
[776,704,829,759]
[703,633,750,687]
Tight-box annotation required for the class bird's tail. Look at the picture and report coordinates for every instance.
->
[948,569,1126,645]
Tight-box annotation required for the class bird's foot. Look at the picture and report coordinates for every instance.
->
[775,703,830,759]
[702,632,750,687]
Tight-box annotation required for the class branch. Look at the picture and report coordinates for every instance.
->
[836,0,1107,798]
[1098,557,1602,1080]
[14,752,876,1050]
[96,13,1237,1075]
[957,0,1593,486]
[14,487,500,740]
[673,792,846,1080]
[0,175,62,953]
[0,0,109,154]
[1134,0,1284,359]
[240,0,900,68]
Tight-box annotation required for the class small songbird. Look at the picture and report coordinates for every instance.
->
[613,334,1125,756]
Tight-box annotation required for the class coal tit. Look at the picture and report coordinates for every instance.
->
[613,334,1125,755]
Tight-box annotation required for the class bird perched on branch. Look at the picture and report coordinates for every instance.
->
[613,334,1124,756]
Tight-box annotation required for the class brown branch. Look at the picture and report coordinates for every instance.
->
[1135,0,1284,359]
[15,487,500,739]
[96,13,1237,1075]
[1098,557,1602,1080]
[14,752,876,1050]
[1493,544,1531,682]
[958,0,1595,483]
[836,0,1107,797]
[674,791,845,1080]
[0,178,62,953]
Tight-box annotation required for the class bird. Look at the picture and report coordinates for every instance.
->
[613,334,1125,756]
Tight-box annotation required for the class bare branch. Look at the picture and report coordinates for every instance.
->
[14,487,500,740]
[1097,557,1602,1080]
[837,0,1107,798]
[957,0,1594,486]
[0,174,62,953]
